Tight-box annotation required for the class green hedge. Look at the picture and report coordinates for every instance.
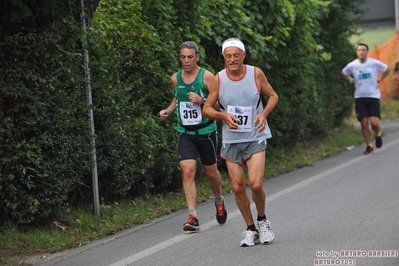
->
[0,0,366,226]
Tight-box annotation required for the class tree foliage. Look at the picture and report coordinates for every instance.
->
[1,0,366,226]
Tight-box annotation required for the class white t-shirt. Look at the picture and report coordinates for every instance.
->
[342,58,388,99]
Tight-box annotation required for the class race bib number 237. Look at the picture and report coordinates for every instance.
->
[227,105,252,132]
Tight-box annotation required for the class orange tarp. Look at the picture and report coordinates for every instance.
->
[368,30,399,99]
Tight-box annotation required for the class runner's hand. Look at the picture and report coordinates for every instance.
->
[224,113,238,129]
[187,92,202,104]
[159,110,169,120]
[254,113,266,132]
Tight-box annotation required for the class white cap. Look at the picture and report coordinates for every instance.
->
[222,39,246,54]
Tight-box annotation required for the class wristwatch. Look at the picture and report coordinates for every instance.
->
[202,97,206,105]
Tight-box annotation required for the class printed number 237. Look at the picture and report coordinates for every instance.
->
[236,115,248,125]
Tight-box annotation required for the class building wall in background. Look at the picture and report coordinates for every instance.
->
[359,0,395,27]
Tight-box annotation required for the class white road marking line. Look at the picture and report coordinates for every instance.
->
[109,136,399,266]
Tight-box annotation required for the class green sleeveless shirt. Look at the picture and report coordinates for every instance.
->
[174,68,216,135]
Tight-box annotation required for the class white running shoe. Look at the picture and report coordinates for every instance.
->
[240,230,260,247]
[257,219,274,244]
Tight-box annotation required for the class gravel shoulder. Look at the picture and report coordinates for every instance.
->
[353,117,399,135]
[380,118,399,133]
[354,118,399,134]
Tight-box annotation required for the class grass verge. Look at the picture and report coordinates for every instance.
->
[1,99,399,266]
[350,26,396,48]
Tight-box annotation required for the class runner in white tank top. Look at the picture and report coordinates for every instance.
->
[218,64,272,144]
[203,38,279,247]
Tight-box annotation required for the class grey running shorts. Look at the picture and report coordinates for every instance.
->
[220,139,267,165]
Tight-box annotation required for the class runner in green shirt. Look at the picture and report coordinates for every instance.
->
[159,41,227,232]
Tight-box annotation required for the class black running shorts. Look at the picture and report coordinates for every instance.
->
[355,98,381,121]
[177,131,218,166]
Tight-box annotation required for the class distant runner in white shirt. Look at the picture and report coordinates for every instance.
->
[341,43,390,155]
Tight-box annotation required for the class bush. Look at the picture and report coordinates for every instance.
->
[0,0,367,226]
[0,0,91,225]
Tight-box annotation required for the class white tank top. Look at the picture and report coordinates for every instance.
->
[218,65,272,144]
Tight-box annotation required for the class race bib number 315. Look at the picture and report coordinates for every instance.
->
[179,101,202,125]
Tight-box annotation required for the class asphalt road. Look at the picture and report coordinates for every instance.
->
[26,129,399,266]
